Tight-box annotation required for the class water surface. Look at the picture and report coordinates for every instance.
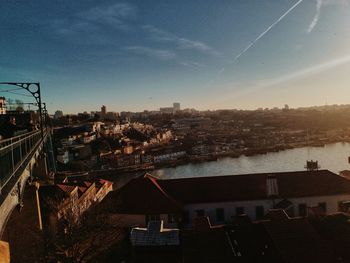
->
[154,142,350,179]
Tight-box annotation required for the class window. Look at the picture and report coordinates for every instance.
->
[182,211,189,224]
[256,206,264,219]
[298,204,307,216]
[338,201,350,213]
[216,208,225,222]
[146,214,160,223]
[236,207,245,215]
[196,209,205,217]
[168,214,176,223]
[318,202,327,213]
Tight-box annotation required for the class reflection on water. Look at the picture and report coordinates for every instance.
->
[154,142,350,179]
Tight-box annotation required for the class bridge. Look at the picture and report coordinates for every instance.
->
[0,129,55,237]
[0,82,56,242]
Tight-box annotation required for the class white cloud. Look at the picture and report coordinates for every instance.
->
[51,3,137,43]
[124,46,176,61]
[308,0,350,33]
[142,25,221,56]
[322,0,349,6]
[308,0,322,33]
[208,55,350,109]
[257,55,350,88]
[124,46,208,69]
[79,3,137,30]
[178,61,207,69]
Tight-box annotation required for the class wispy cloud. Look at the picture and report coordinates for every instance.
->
[259,54,350,88]
[178,61,207,69]
[142,25,221,57]
[78,3,137,31]
[51,18,114,45]
[308,0,350,33]
[308,0,322,33]
[322,0,349,6]
[124,46,206,69]
[124,46,176,61]
[50,3,214,68]
[51,3,137,43]
[210,55,350,109]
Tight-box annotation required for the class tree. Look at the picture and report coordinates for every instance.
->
[8,99,25,112]
[49,204,126,262]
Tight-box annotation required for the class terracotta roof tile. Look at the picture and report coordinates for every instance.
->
[57,184,76,194]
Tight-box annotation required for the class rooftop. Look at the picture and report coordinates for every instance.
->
[107,170,350,215]
[158,170,350,204]
[130,220,180,247]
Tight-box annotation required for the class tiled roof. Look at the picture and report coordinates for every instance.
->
[158,170,350,204]
[262,210,334,263]
[130,221,180,247]
[78,186,87,196]
[57,184,76,195]
[106,173,183,214]
[83,181,93,188]
[274,199,293,210]
[181,224,235,262]
[106,170,350,215]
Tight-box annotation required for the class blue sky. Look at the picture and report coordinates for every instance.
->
[1,0,350,113]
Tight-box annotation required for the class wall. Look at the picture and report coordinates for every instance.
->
[183,194,350,226]
[110,213,177,228]
[0,144,43,237]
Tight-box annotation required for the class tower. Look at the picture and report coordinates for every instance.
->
[101,105,106,117]
[173,102,180,112]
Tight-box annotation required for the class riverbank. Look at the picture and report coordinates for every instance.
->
[89,140,350,174]
[153,139,350,171]
[153,142,350,179]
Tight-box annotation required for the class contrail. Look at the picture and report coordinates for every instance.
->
[229,0,303,65]
[308,0,322,33]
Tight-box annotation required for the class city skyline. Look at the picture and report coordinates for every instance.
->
[1,0,350,113]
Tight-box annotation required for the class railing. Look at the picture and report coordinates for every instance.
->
[0,130,43,193]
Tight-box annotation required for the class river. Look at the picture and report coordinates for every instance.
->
[153,142,350,179]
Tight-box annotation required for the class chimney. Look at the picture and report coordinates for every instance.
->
[266,174,279,197]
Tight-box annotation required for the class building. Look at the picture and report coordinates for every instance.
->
[173,102,180,112]
[131,220,179,246]
[181,217,235,262]
[160,107,174,114]
[181,210,335,263]
[101,105,106,118]
[40,179,113,235]
[54,110,63,119]
[102,173,182,228]
[0,97,6,115]
[130,220,180,262]
[160,103,181,114]
[104,170,350,228]
[153,150,186,164]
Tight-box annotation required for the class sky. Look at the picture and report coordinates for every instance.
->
[1,0,350,114]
